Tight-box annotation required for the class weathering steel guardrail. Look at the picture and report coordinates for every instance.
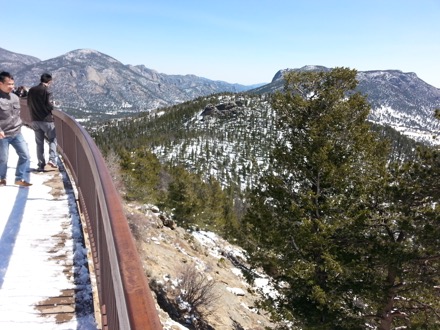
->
[20,100,163,330]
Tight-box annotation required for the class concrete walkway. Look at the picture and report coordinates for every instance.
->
[0,127,97,329]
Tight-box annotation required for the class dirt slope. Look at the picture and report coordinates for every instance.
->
[125,203,276,330]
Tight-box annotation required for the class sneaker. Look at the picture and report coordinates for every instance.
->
[47,160,58,168]
[0,179,6,186]
[36,167,45,172]
[15,179,32,187]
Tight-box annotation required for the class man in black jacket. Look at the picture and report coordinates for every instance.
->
[27,73,58,172]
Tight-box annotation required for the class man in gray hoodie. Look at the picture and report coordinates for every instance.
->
[0,71,32,187]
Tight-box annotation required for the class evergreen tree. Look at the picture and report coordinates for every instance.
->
[119,148,164,203]
[166,166,203,226]
[242,68,440,329]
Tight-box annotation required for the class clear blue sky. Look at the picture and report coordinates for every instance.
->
[3,0,440,87]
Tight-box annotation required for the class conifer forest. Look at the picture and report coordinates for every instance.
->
[93,68,440,330]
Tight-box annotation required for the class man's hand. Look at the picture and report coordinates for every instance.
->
[0,131,5,139]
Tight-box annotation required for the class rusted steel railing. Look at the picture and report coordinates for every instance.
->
[20,100,163,330]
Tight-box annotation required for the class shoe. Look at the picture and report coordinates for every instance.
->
[48,160,58,168]
[36,167,45,172]
[0,179,6,186]
[15,180,32,187]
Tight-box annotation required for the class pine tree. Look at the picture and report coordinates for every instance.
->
[242,68,440,329]
[119,148,163,203]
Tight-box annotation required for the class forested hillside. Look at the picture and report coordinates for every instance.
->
[93,87,426,241]
[93,91,423,197]
[93,68,440,329]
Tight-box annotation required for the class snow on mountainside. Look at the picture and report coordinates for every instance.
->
[253,67,440,146]
[150,93,275,192]
[356,70,440,144]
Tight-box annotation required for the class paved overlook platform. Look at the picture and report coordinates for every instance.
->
[0,127,97,329]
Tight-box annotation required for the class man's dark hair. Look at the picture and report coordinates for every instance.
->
[40,73,52,83]
[0,71,14,83]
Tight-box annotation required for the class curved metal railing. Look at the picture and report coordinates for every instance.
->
[21,100,163,330]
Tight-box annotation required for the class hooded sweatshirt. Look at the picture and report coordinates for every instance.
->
[0,90,22,137]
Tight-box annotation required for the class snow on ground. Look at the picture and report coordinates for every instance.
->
[191,230,279,300]
[0,126,96,329]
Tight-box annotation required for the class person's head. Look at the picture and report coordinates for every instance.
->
[0,71,15,94]
[40,73,52,84]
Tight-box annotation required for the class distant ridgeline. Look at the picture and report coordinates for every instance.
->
[1,47,438,142]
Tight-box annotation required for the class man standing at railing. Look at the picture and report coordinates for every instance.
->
[27,73,58,172]
[0,71,32,187]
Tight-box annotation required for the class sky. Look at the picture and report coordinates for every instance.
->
[2,0,440,87]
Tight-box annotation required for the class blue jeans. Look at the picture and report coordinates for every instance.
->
[0,132,31,181]
[31,121,58,168]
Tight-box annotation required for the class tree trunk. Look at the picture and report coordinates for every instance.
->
[377,265,397,330]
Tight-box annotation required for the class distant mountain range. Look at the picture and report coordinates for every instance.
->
[0,47,40,73]
[1,47,439,144]
[0,47,261,117]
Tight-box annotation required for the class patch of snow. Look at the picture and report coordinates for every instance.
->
[227,287,246,296]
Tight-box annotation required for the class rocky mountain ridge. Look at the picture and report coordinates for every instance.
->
[0,47,40,73]
[251,66,440,145]
[0,47,256,123]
